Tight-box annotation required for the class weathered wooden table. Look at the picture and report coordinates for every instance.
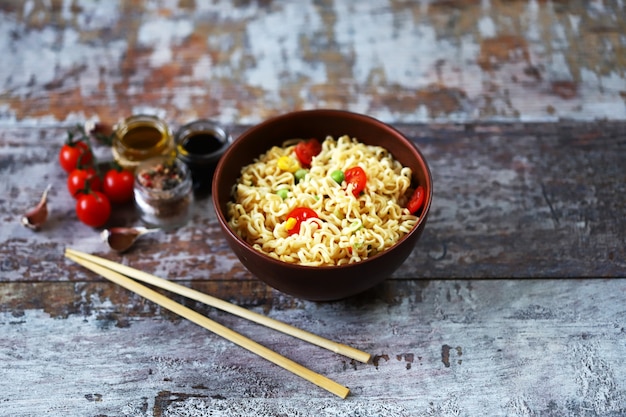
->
[1,2,625,416]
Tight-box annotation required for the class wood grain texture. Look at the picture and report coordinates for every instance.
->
[1,121,625,415]
[1,122,624,285]
[1,279,625,416]
[0,0,625,126]
[1,1,626,415]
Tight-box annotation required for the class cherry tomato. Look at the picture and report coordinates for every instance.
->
[286,207,319,235]
[344,166,367,197]
[67,167,102,198]
[59,141,93,173]
[294,138,322,167]
[75,191,111,228]
[103,168,134,204]
[407,185,425,214]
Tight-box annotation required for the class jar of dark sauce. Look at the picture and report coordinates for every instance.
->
[175,120,232,196]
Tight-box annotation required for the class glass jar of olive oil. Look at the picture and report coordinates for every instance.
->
[112,115,175,170]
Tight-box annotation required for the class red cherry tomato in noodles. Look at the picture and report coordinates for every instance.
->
[294,138,322,167]
[59,141,93,173]
[344,166,367,197]
[286,207,319,235]
[75,191,111,228]
[67,167,102,198]
[103,168,135,204]
[407,185,425,214]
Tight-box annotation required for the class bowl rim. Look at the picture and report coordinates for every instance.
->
[212,109,433,271]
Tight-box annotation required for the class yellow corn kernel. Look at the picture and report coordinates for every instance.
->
[284,217,298,231]
[277,156,299,173]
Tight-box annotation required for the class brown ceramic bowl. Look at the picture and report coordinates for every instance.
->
[212,109,432,301]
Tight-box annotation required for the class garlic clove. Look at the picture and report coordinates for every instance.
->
[21,185,52,230]
[101,226,160,252]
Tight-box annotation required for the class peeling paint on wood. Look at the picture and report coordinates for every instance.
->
[2,2,626,416]
[2,279,625,416]
[2,122,624,284]
[1,119,626,415]
[0,0,625,126]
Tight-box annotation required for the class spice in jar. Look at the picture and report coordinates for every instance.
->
[175,120,232,196]
[138,163,184,190]
[113,115,175,171]
[133,157,193,229]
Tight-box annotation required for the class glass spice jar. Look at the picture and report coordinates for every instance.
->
[112,115,175,171]
[133,156,193,229]
[175,119,232,196]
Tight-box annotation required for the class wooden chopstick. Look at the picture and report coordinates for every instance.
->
[65,248,371,364]
[65,250,350,399]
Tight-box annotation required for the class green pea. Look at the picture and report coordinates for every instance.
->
[330,169,344,184]
[294,169,308,183]
[276,189,288,199]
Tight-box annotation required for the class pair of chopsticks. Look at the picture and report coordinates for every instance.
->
[65,248,370,398]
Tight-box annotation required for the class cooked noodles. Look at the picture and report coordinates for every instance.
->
[227,135,419,266]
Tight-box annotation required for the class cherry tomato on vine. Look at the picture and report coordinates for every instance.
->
[407,185,425,214]
[103,168,134,204]
[75,191,111,228]
[67,167,102,198]
[344,166,367,197]
[294,138,322,167]
[285,207,319,236]
[59,141,93,173]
